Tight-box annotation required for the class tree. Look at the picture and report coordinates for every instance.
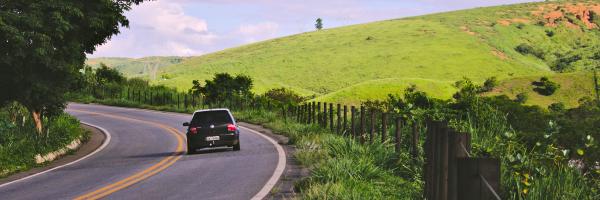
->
[95,63,125,86]
[263,88,305,105]
[315,18,323,30]
[190,73,253,104]
[0,0,145,133]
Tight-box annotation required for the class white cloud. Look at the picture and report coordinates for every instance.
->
[90,0,216,58]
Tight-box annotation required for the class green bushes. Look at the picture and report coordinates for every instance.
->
[0,103,86,178]
[533,77,560,96]
[515,43,544,59]
[515,92,528,103]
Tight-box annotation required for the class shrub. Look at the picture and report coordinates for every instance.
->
[480,77,498,92]
[548,102,565,112]
[263,87,305,105]
[515,92,529,104]
[533,77,560,96]
[515,43,544,59]
[545,29,555,37]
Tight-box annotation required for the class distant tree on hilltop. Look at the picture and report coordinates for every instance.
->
[315,18,323,30]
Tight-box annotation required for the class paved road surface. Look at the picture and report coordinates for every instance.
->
[0,103,281,200]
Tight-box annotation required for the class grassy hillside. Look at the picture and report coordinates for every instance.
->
[149,1,599,107]
[86,57,189,79]
[486,72,597,107]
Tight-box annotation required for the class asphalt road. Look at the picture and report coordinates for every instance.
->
[0,103,281,200]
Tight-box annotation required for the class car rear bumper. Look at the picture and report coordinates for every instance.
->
[187,134,239,148]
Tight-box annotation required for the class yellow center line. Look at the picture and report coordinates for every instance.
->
[69,109,185,200]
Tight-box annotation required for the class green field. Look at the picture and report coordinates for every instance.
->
[92,1,600,107]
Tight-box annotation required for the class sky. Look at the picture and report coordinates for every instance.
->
[89,0,540,58]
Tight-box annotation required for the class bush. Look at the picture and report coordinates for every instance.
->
[481,77,498,92]
[533,77,560,96]
[263,87,306,105]
[515,43,544,59]
[548,102,565,112]
[0,103,86,178]
[515,92,529,104]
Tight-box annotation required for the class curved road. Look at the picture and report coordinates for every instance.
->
[0,103,282,200]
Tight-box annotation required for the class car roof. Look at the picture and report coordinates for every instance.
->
[192,108,231,114]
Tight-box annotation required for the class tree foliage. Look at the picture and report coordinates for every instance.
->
[0,0,145,132]
[263,87,305,105]
[190,73,253,104]
[315,18,323,30]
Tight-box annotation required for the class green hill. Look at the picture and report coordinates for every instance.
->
[147,1,600,107]
[86,56,189,79]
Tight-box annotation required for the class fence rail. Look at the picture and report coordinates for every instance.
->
[86,86,502,199]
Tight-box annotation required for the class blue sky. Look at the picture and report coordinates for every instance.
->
[90,0,539,58]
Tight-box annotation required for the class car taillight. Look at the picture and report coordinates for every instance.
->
[190,127,198,134]
[227,124,237,132]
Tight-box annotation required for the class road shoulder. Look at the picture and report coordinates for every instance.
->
[0,124,106,185]
[239,122,309,199]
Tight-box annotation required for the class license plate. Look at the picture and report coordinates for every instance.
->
[205,136,220,141]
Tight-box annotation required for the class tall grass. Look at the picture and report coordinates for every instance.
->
[0,104,87,177]
[235,109,422,199]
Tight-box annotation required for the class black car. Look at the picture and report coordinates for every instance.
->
[183,109,240,153]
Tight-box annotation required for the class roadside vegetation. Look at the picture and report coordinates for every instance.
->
[0,103,87,178]
[0,1,146,179]
[73,69,600,199]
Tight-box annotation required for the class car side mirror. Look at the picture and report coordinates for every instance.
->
[183,122,190,127]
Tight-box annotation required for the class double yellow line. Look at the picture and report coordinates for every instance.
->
[69,109,185,200]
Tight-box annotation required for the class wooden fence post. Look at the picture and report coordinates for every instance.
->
[381,112,388,143]
[323,102,327,128]
[395,117,402,154]
[329,103,334,132]
[412,121,419,160]
[351,106,356,139]
[360,106,366,144]
[369,110,375,143]
[317,102,321,125]
[310,101,317,124]
[336,104,341,134]
[343,105,348,135]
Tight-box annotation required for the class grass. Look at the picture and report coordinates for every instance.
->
[0,105,87,178]
[145,1,600,105]
[485,72,597,107]
[89,1,600,107]
[234,109,422,199]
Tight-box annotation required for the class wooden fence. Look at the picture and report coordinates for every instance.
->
[89,87,502,199]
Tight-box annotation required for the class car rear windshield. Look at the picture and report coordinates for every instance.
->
[190,110,233,126]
